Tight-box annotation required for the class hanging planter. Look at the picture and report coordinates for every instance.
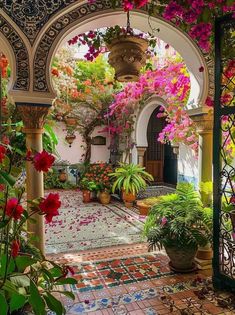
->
[65,133,76,147]
[65,117,77,126]
[107,35,148,82]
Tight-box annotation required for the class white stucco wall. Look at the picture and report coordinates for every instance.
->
[54,123,110,164]
[178,144,198,186]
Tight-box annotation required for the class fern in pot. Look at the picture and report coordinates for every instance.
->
[144,183,212,272]
[110,163,153,207]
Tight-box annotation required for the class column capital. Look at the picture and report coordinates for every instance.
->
[136,146,147,157]
[190,111,213,134]
[16,103,50,132]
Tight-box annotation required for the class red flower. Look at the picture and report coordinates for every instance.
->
[230,195,235,205]
[39,193,61,223]
[11,240,20,258]
[51,68,59,77]
[0,145,6,163]
[6,198,24,220]
[199,66,204,72]
[2,135,10,145]
[33,150,55,172]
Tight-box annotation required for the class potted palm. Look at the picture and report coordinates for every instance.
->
[110,163,153,207]
[144,183,212,272]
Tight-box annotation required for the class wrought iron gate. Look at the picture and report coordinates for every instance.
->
[213,14,235,290]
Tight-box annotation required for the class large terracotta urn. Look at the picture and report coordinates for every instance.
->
[107,35,148,82]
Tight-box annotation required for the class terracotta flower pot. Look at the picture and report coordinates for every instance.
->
[107,35,148,82]
[136,200,151,216]
[122,190,136,208]
[82,190,91,203]
[165,246,197,272]
[99,191,111,205]
[59,171,68,182]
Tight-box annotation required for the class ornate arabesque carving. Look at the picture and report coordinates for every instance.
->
[17,104,50,130]
[33,0,113,92]
[0,0,77,44]
[0,14,30,90]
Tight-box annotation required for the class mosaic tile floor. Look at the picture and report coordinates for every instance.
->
[45,190,146,254]
[46,190,235,315]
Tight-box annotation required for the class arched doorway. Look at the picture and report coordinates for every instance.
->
[145,106,177,185]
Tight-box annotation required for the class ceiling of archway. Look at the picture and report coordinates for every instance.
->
[0,0,81,44]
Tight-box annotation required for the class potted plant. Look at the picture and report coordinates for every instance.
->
[79,177,97,203]
[136,196,160,216]
[144,183,212,272]
[84,163,113,204]
[110,163,153,207]
[58,168,68,182]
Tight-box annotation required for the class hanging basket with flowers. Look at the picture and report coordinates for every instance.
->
[68,12,155,82]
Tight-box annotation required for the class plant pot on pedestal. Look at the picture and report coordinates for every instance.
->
[99,191,111,205]
[107,35,148,82]
[165,246,198,272]
[82,190,91,203]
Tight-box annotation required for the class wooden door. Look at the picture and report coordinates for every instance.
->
[145,107,165,182]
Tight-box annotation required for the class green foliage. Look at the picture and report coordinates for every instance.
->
[110,163,153,194]
[78,177,98,191]
[144,183,212,251]
[199,181,213,207]
[44,168,75,189]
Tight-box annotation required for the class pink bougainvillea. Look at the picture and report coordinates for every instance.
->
[107,59,200,152]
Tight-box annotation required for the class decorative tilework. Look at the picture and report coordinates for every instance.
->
[72,254,172,293]
[0,14,30,90]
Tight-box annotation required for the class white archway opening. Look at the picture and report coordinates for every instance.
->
[40,9,208,107]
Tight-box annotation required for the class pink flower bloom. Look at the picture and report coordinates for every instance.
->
[161,217,168,226]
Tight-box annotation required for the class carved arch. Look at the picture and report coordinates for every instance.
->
[33,2,214,103]
[0,14,30,91]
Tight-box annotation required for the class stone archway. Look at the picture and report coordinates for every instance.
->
[0,14,30,91]
[33,5,210,108]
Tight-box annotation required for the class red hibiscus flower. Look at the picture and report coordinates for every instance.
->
[39,193,61,223]
[11,239,20,258]
[0,145,6,163]
[6,198,24,220]
[33,150,55,172]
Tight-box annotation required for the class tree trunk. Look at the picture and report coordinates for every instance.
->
[84,135,92,163]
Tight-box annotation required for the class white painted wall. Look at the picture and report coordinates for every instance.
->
[178,144,198,186]
[54,122,110,164]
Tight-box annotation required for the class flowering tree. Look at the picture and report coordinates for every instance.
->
[51,48,122,162]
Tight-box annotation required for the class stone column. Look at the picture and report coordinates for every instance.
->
[136,147,147,167]
[190,111,213,183]
[17,103,50,254]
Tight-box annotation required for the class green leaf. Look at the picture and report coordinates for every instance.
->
[10,294,27,312]
[0,255,15,277]
[15,256,37,273]
[29,280,46,315]
[2,279,19,294]
[0,219,9,228]
[55,277,77,285]
[10,274,30,288]
[44,292,65,315]
[0,170,16,186]
[0,292,8,315]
